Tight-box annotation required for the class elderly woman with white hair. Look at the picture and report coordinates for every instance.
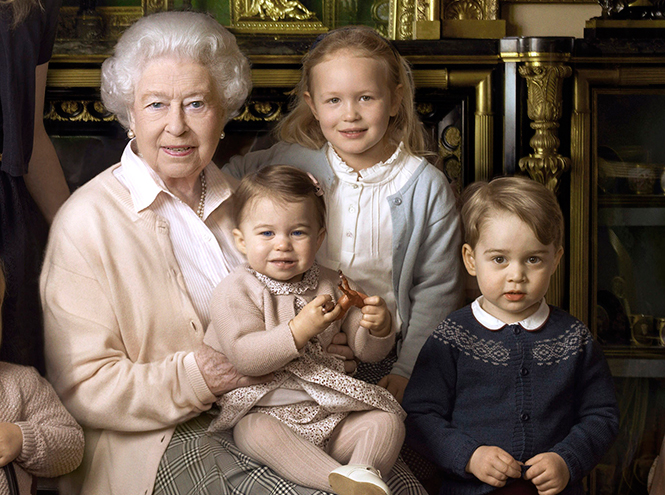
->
[40,10,426,495]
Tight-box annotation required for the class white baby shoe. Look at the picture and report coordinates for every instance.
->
[328,464,392,495]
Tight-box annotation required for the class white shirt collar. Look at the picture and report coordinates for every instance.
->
[471,296,550,331]
[117,140,233,218]
[326,142,406,184]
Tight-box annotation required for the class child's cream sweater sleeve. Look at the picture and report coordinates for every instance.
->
[13,366,84,478]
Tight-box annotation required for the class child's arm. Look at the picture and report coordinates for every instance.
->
[525,332,619,490]
[206,274,301,376]
[12,367,84,478]
[206,271,341,376]
[338,277,395,363]
[223,143,283,179]
[0,423,22,468]
[402,325,483,478]
[223,142,323,180]
[390,169,464,382]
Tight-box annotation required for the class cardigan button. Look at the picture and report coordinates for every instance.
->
[512,326,521,335]
[520,367,529,376]
[520,413,530,422]
[393,198,402,206]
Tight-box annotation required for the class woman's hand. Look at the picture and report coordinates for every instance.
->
[360,296,391,337]
[466,445,522,487]
[523,452,570,495]
[327,332,357,374]
[0,423,22,468]
[194,345,273,396]
[378,374,409,403]
[289,295,342,349]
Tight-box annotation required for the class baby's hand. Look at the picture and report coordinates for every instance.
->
[0,423,22,467]
[290,294,342,349]
[378,374,409,403]
[360,296,391,337]
[523,452,570,495]
[466,446,522,488]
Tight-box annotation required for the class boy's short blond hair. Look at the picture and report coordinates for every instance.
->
[461,176,564,249]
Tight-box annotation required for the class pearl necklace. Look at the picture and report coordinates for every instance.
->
[196,171,206,219]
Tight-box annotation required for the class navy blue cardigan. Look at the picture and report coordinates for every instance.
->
[403,305,620,495]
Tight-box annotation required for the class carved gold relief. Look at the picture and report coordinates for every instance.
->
[239,0,315,21]
[439,126,463,193]
[443,0,499,20]
[230,0,327,33]
[45,101,116,122]
[233,101,285,122]
[518,63,572,194]
[389,0,415,39]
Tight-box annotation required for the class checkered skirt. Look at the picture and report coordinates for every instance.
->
[153,410,426,495]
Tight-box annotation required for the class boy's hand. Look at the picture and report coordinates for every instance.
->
[466,446,522,487]
[378,374,409,403]
[290,295,341,349]
[523,452,570,495]
[360,296,391,337]
[0,423,22,467]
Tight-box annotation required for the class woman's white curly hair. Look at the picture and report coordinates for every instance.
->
[101,11,251,129]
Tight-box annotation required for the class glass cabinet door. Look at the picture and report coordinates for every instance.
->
[593,89,665,495]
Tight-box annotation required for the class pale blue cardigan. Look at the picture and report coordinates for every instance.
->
[224,142,464,378]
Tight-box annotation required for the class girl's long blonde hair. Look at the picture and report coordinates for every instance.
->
[0,0,42,28]
[276,25,429,157]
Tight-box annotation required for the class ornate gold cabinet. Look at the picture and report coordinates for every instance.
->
[568,40,665,495]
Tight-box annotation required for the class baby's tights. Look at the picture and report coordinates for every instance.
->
[233,409,405,491]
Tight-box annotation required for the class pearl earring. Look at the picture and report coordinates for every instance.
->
[127,129,135,139]
[220,131,225,140]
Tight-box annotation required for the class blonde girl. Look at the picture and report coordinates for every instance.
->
[225,25,463,402]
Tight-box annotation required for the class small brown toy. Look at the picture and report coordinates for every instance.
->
[333,271,368,321]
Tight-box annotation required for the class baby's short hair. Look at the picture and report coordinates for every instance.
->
[461,176,564,249]
[233,165,326,230]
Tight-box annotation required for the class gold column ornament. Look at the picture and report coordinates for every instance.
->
[518,62,572,309]
[518,63,572,194]
[413,0,440,39]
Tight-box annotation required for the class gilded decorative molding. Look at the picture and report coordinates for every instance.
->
[233,101,285,122]
[45,101,115,123]
[439,125,463,193]
[230,0,327,33]
[412,0,440,39]
[412,69,449,89]
[569,108,589,323]
[389,0,415,39]
[237,0,315,21]
[518,63,572,194]
[443,0,499,20]
[143,0,172,14]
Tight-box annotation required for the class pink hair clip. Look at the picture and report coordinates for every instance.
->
[307,172,324,197]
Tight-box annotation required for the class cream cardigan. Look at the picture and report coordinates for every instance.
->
[40,164,236,495]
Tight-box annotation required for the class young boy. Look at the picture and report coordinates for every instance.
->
[402,177,619,495]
